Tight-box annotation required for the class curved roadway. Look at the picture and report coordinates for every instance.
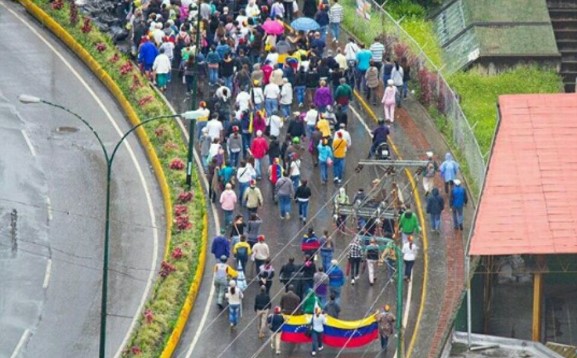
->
[0,3,164,357]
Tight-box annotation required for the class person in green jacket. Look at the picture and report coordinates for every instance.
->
[398,209,420,244]
[302,288,320,314]
[334,78,353,112]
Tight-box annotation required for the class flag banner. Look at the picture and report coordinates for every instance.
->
[281,314,378,348]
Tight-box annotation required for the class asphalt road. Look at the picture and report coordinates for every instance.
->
[0,3,164,357]
[164,81,419,357]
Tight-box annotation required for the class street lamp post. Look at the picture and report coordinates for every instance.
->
[18,94,202,358]
[382,239,404,357]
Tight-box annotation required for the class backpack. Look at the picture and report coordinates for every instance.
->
[215,263,228,281]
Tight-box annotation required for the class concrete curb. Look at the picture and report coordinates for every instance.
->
[16,1,208,356]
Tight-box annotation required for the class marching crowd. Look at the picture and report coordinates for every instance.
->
[124,0,466,354]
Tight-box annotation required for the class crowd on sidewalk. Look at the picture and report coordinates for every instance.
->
[120,0,467,355]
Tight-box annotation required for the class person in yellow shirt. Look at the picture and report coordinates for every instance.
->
[214,256,238,308]
[233,235,252,272]
[317,114,332,139]
[195,101,211,140]
[332,131,347,183]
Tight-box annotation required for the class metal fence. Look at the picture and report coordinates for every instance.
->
[341,0,487,196]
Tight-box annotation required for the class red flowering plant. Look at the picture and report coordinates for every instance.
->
[130,74,142,90]
[81,17,92,33]
[171,247,183,260]
[137,95,153,107]
[169,158,185,170]
[120,61,134,76]
[174,204,188,216]
[51,0,63,10]
[175,215,192,230]
[109,53,120,63]
[159,260,176,277]
[69,1,78,25]
[130,346,142,355]
[143,309,154,324]
[178,191,193,203]
[95,42,107,52]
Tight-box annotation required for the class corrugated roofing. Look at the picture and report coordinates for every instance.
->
[469,94,577,256]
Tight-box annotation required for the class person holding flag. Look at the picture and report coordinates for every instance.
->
[267,306,285,355]
[376,304,396,352]
[310,307,327,356]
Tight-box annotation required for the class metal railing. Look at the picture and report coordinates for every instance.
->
[341,0,487,196]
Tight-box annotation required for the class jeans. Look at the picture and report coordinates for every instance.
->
[229,303,240,326]
[311,330,323,353]
[298,201,309,220]
[452,207,464,228]
[278,194,291,217]
[238,181,250,205]
[319,161,329,183]
[265,98,278,115]
[319,25,327,42]
[355,69,366,91]
[201,155,208,172]
[321,251,333,272]
[196,121,208,140]
[329,286,341,306]
[236,253,248,272]
[224,75,234,93]
[349,257,361,278]
[281,104,291,118]
[229,151,240,167]
[333,157,345,181]
[307,124,316,139]
[185,74,194,92]
[396,85,403,106]
[208,67,218,85]
[223,209,234,228]
[215,279,227,305]
[402,81,409,98]
[254,157,264,179]
[254,102,263,110]
[241,132,251,157]
[295,85,306,106]
[329,22,340,41]
[385,258,396,281]
[291,175,300,192]
[430,213,441,231]
[380,334,389,350]
[404,259,415,279]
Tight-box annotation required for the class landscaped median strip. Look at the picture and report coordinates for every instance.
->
[17,0,207,356]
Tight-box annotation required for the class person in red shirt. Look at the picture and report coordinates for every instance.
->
[262,60,274,85]
[249,130,269,180]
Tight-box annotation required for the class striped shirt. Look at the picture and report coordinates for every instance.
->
[329,3,344,23]
[370,42,385,63]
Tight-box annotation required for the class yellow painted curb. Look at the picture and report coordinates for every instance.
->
[353,90,429,358]
[18,0,174,258]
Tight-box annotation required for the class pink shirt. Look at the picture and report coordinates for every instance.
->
[382,86,397,106]
[220,190,237,211]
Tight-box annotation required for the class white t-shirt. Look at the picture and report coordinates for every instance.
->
[402,242,418,261]
[290,159,301,177]
[305,109,319,126]
[237,165,255,183]
[236,91,251,112]
[264,83,280,99]
[206,119,223,140]
[280,83,293,105]
[311,314,326,332]
[152,54,171,74]
[265,52,279,66]
[252,87,265,104]
[269,115,283,137]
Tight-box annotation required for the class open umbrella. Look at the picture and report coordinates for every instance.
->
[290,17,320,32]
[262,18,285,35]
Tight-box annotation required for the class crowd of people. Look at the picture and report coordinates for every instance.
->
[124,0,466,355]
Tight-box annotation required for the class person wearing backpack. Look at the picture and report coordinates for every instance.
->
[214,256,238,309]
[267,306,285,355]
[233,235,252,272]
[422,151,438,196]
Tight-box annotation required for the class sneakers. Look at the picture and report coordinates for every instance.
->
[351,279,355,285]
[312,352,317,356]
[318,346,324,351]
[286,213,290,220]
[276,351,281,355]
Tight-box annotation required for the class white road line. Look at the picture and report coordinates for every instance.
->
[45,197,53,222]
[42,259,53,289]
[349,104,413,356]
[1,5,159,357]
[21,129,36,156]
[10,329,31,358]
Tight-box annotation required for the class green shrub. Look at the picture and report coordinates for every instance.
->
[386,0,426,19]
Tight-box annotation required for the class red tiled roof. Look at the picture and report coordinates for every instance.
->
[469,94,577,256]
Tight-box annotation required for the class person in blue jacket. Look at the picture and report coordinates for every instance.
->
[211,227,230,260]
[327,259,345,305]
[138,38,158,81]
[450,179,468,231]
[439,152,460,194]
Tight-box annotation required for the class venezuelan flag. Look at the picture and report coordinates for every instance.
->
[281,315,378,348]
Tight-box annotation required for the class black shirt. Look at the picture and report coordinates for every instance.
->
[254,292,272,311]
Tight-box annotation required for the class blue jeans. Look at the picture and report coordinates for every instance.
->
[229,151,240,167]
[201,155,209,172]
[307,124,316,139]
[223,209,234,228]
[333,157,345,181]
[241,132,251,157]
[295,85,306,105]
[404,259,415,279]
[196,121,207,140]
[229,303,240,326]
[279,195,291,217]
[319,161,328,182]
[311,330,323,352]
[386,258,396,281]
[265,98,278,115]
[319,25,327,42]
[329,286,341,306]
[430,213,441,231]
[254,102,263,110]
[236,253,248,272]
[281,104,291,118]
[329,22,340,40]
[224,75,233,93]
[321,251,333,272]
[208,67,218,85]
[254,157,264,179]
[298,201,309,220]
[238,181,249,204]
[452,207,464,228]
[291,175,300,192]
[402,81,409,98]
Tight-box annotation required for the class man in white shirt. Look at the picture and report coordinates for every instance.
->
[269,113,283,138]
[369,38,385,70]
[152,47,171,91]
[305,105,319,139]
[334,47,347,70]
[344,37,360,63]
[329,0,344,43]
[236,89,251,112]
[280,78,293,118]
[206,114,224,141]
[252,80,265,110]
[264,82,280,116]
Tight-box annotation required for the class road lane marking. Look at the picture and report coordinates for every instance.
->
[42,259,52,289]
[21,129,36,156]
[45,197,53,222]
[10,329,31,358]
[1,4,160,357]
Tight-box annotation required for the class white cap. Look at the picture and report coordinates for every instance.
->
[387,79,394,86]
[256,130,263,136]
[229,280,236,287]
[454,179,461,186]
[426,151,433,158]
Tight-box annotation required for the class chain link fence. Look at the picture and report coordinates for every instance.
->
[341,0,487,196]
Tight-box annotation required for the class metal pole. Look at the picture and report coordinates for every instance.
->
[185,0,203,189]
[396,245,404,358]
[100,162,112,358]
[466,255,472,349]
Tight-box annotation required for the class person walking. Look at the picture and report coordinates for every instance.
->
[249,130,269,180]
[295,180,312,223]
[379,243,397,282]
[280,285,302,314]
[450,179,468,231]
[369,120,390,159]
[324,294,341,318]
[264,80,281,115]
[398,209,420,244]
[327,259,345,305]
[313,267,330,308]
[259,259,276,294]
[267,306,285,355]
[334,78,353,112]
[280,78,293,118]
[365,61,380,105]
[214,256,238,309]
[237,161,255,204]
[302,288,320,314]
[246,212,263,248]
[319,230,334,272]
[243,180,264,215]
[252,235,270,275]
[382,79,397,122]
[355,44,372,91]
[275,171,295,219]
[220,183,237,229]
[279,257,298,292]
[439,152,460,194]
[328,0,344,43]
[402,236,418,281]
[426,187,445,233]
[254,285,271,339]
[376,305,396,352]
[422,151,438,196]
[332,131,347,184]
[211,228,230,261]
[310,307,327,356]
[288,152,302,191]
[369,37,385,70]
[390,61,404,107]
[227,127,243,168]
[347,237,363,285]
[233,235,252,272]
[226,280,243,329]
[334,187,349,231]
[365,238,380,286]
[317,139,334,184]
